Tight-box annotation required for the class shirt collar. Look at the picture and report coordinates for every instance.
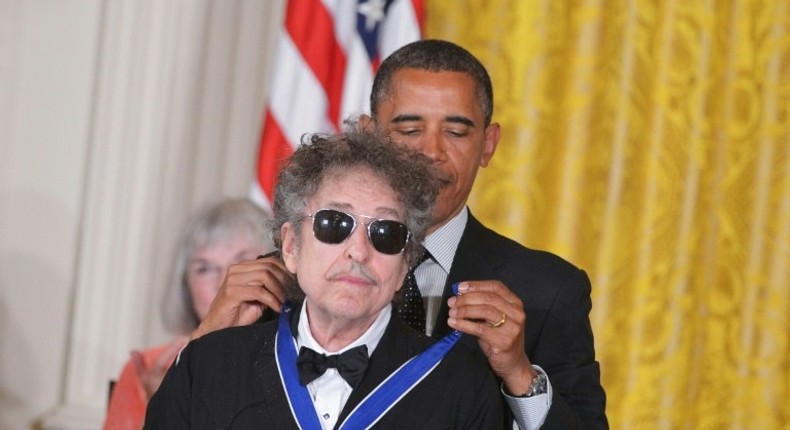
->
[423,207,468,274]
[296,299,391,356]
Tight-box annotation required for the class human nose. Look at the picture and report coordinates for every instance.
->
[214,264,232,289]
[418,129,445,161]
[344,222,373,261]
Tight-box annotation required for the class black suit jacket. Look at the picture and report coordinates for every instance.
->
[145,306,504,429]
[431,213,608,429]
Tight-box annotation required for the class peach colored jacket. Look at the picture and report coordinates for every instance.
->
[102,343,176,430]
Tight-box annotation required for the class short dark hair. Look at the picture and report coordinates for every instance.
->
[270,127,439,267]
[370,39,494,126]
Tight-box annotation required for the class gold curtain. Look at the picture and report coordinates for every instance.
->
[425,1,790,428]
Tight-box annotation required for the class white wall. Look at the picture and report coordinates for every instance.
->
[0,1,284,428]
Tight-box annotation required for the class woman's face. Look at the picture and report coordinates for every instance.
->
[186,233,266,320]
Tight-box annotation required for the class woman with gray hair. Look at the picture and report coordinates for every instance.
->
[104,198,274,430]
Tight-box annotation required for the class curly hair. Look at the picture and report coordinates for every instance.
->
[370,39,494,126]
[270,127,439,267]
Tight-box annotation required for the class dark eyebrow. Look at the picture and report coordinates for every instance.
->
[445,115,475,128]
[391,114,423,123]
[390,114,476,128]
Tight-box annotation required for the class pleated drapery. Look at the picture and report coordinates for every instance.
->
[426,1,790,428]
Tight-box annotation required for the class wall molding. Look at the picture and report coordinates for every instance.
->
[38,1,283,428]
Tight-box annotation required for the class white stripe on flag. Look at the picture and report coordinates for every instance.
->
[268,34,331,146]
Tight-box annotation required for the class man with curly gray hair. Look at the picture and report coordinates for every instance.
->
[145,128,504,429]
[270,129,435,270]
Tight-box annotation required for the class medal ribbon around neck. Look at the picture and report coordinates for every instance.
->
[275,283,463,430]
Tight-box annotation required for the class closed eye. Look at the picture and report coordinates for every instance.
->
[447,129,469,138]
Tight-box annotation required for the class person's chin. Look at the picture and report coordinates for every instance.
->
[327,298,371,320]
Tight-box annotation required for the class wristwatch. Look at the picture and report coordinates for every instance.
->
[520,369,548,397]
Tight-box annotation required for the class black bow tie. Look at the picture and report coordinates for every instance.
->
[296,345,369,388]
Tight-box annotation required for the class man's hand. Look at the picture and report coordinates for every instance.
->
[190,255,290,341]
[447,280,538,395]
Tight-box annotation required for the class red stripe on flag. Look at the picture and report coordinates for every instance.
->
[285,0,347,130]
[411,0,425,35]
[257,110,294,202]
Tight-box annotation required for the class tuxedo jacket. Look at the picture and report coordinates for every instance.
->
[144,306,504,429]
[430,213,608,430]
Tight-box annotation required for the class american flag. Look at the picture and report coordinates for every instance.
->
[251,0,424,209]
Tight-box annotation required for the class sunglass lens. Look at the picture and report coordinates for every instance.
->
[313,210,354,244]
[369,220,409,254]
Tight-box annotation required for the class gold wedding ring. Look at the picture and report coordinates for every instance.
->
[490,312,507,328]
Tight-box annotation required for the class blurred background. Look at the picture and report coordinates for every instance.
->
[1,0,788,429]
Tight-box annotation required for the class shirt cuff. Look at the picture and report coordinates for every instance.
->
[502,365,552,430]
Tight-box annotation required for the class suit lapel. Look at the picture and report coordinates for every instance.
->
[335,310,429,427]
[432,214,504,338]
[247,304,304,428]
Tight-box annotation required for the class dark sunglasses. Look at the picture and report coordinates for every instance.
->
[305,209,411,255]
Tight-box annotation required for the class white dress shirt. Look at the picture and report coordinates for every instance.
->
[296,299,390,430]
[416,207,552,430]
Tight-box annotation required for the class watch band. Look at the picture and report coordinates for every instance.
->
[522,369,548,397]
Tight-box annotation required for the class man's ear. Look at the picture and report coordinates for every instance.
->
[281,222,298,274]
[480,122,501,167]
[358,114,373,130]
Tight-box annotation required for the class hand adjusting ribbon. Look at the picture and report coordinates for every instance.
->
[296,345,369,388]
